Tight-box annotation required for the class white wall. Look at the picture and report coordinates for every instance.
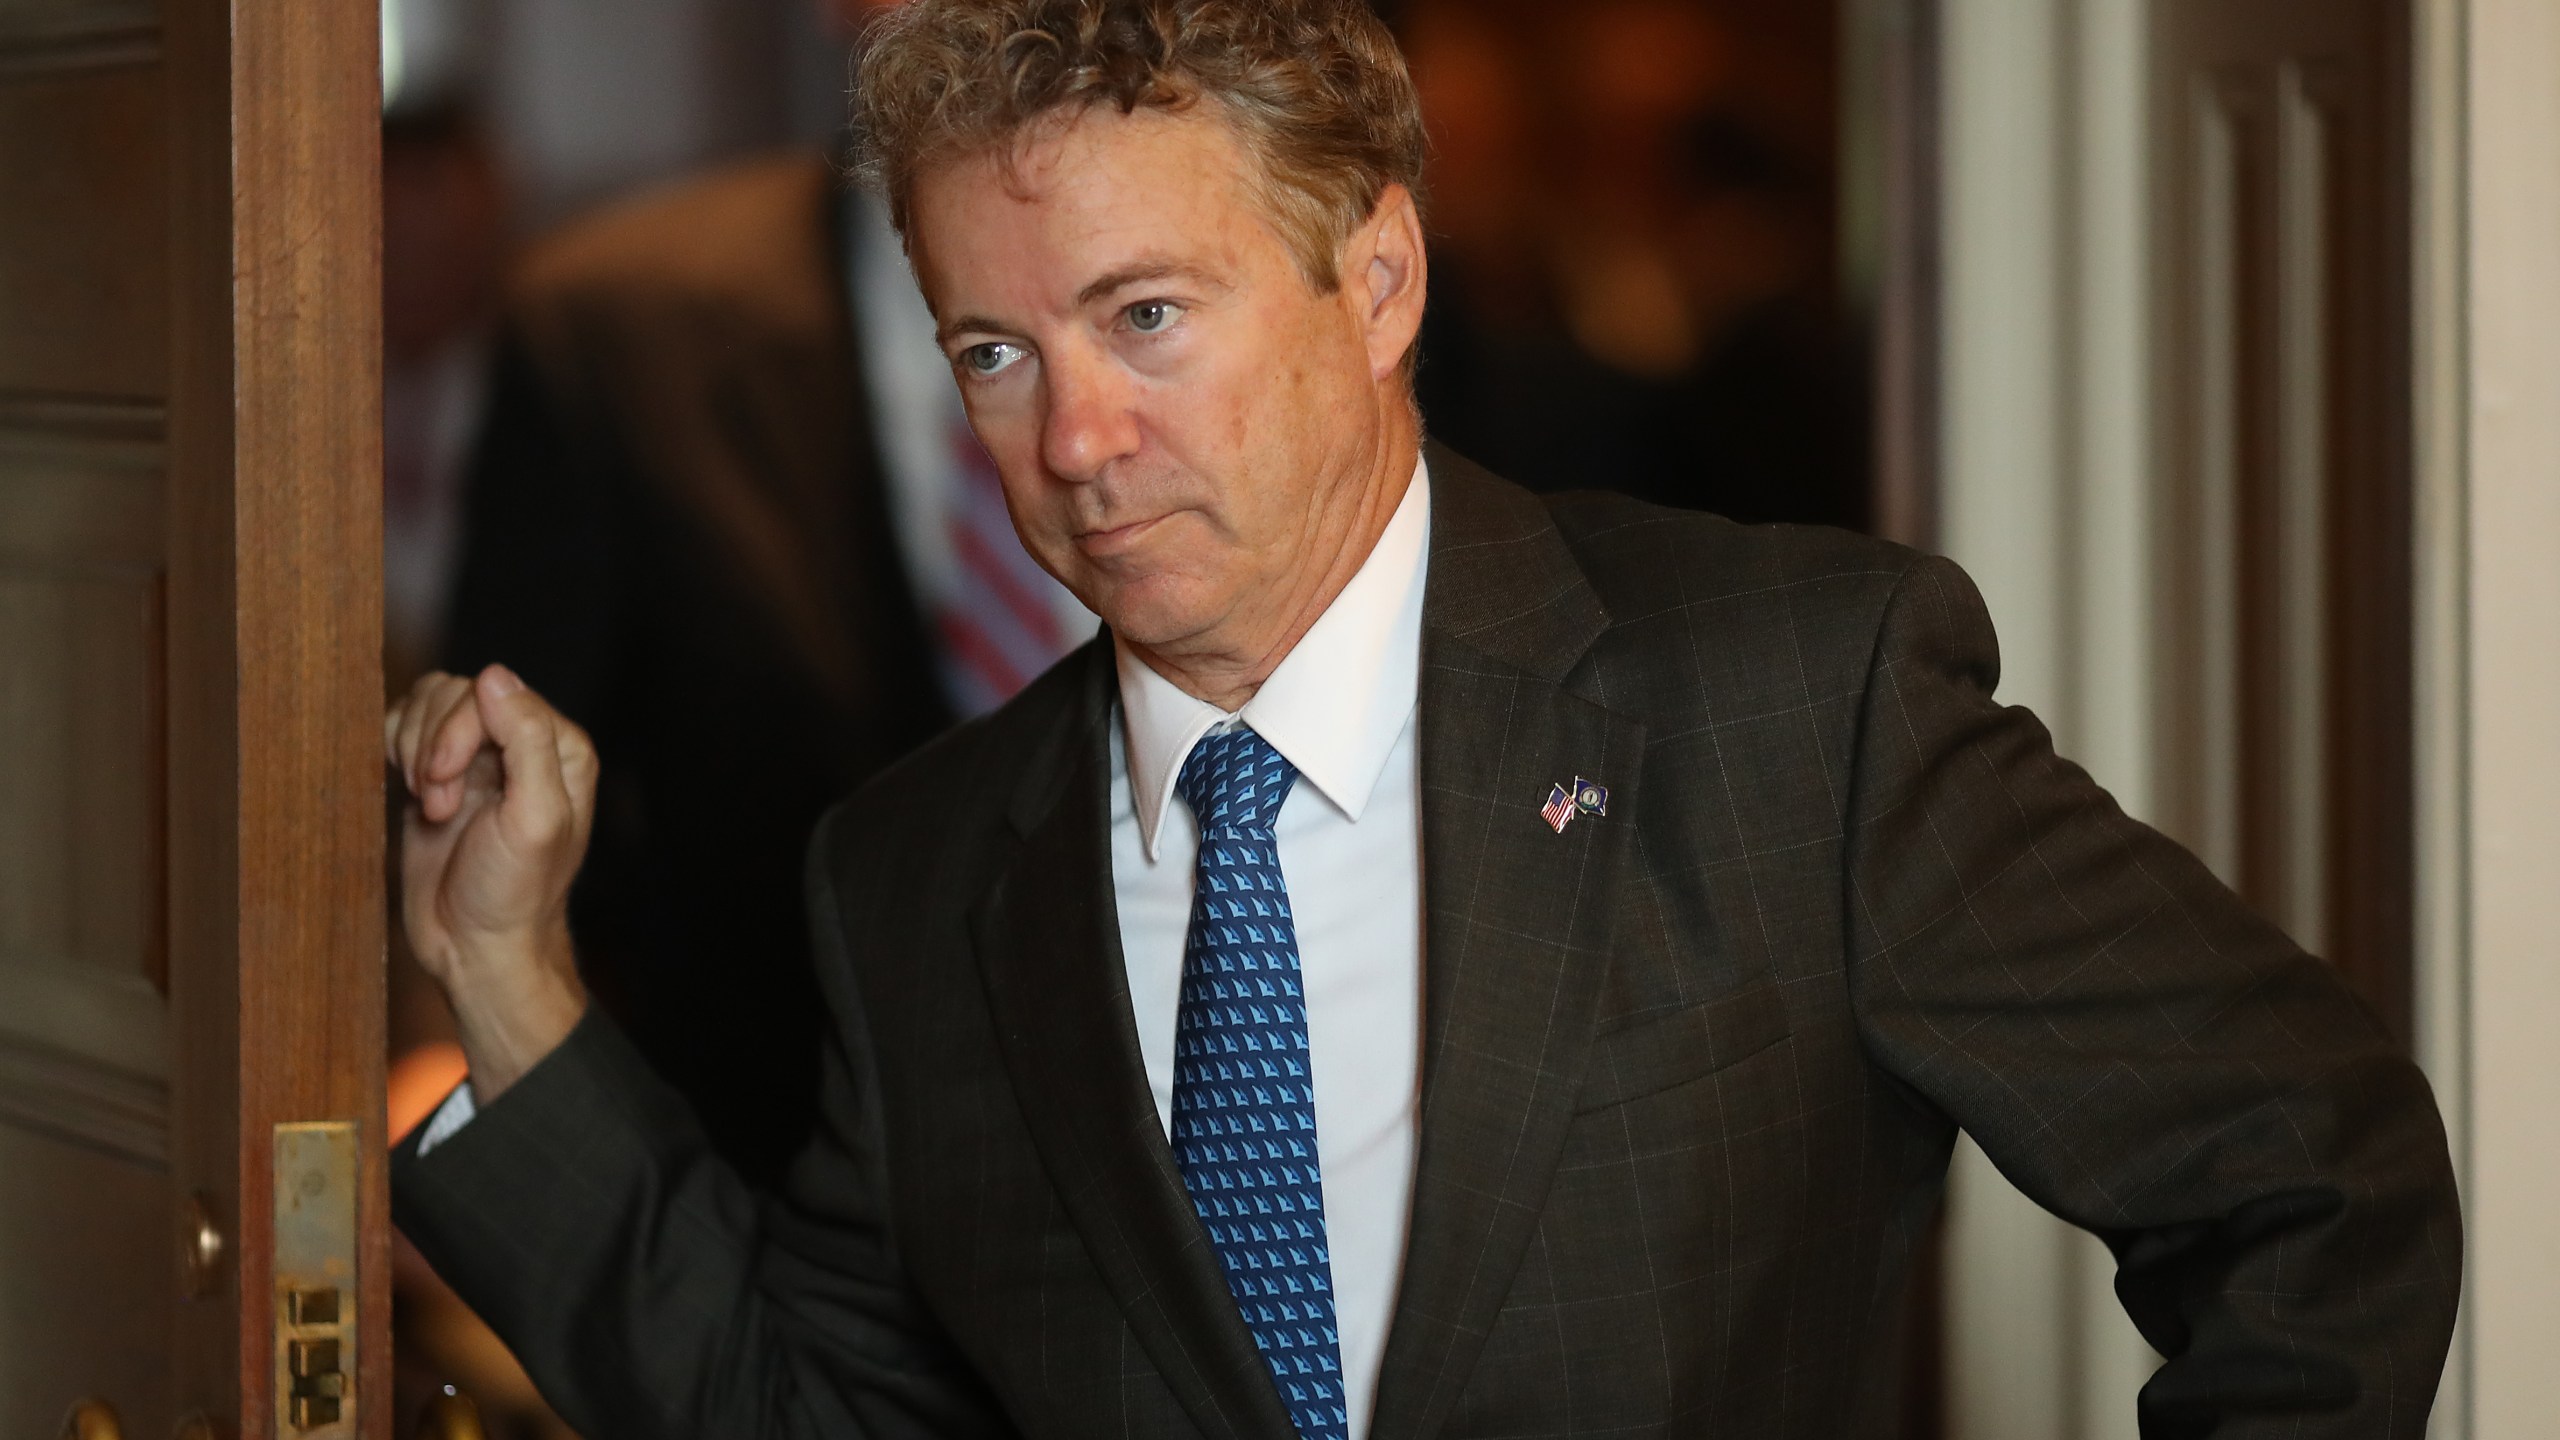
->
[1936,1,2160,1434]
[2416,0,2560,1432]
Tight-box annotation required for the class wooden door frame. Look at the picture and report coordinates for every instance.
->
[1870,0,1942,558]
[164,2,387,1432]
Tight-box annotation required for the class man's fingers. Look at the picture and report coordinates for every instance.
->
[395,673,468,796]
[398,674,458,769]
[384,697,407,771]
[419,681,493,823]
[473,665,578,848]
[393,683,431,789]
[421,678,485,781]
[393,665,590,870]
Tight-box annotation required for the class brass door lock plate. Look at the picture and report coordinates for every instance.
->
[274,1124,357,1435]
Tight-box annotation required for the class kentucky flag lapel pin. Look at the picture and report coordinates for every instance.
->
[1541,783,1577,834]
[1572,777,1609,818]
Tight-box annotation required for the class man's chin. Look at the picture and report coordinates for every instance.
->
[1087,581,1224,656]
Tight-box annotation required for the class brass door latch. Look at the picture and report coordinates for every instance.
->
[275,1124,358,1434]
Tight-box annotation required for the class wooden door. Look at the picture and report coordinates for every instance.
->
[0,2,386,1436]
[2153,0,2414,1043]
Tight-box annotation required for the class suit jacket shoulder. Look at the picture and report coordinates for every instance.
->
[510,151,845,345]
[1429,455,1937,782]
[1549,485,1917,606]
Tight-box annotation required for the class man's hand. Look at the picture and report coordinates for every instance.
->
[387,665,598,1103]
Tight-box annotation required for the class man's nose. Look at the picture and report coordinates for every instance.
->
[1039,347,1142,483]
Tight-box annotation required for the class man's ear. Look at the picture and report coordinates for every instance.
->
[1351,184,1428,382]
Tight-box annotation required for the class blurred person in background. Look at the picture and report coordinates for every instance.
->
[1406,0,1870,531]
[435,0,1091,1201]
[383,101,508,690]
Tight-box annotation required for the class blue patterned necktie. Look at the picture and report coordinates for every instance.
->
[1169,726,1348,1440]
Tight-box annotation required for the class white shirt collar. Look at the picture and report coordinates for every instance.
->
[1117,457,1431,861]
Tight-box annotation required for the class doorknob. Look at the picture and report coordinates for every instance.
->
[59,1399,122,1440]
[415,1388,488,1440]
[181,1192,228,1298]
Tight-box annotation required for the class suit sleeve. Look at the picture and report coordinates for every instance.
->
[389,808,1016,1440]
[1841,555,2460,1437]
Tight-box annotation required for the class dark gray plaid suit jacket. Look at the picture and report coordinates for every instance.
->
[394,448,2459,1439]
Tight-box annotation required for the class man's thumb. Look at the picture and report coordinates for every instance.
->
[473,665,573,842]
[474,665,557,771]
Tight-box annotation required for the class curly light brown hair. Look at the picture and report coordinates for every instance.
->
[853,0,1426,293]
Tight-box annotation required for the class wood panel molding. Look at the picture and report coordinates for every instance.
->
[0,61,172,395]
[0,956,167,1080]
[0,1027,168,1168]
[0,422,164,568]
[2153,0,2413,1043]
[0,392,166,449]
[0,1,158,77]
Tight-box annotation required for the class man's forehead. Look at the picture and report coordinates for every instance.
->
[965,103,1255,210]
[911,107,1269,314]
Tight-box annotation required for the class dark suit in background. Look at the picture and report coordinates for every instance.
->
[399,452,2459,1438]
[444,154,949,1184]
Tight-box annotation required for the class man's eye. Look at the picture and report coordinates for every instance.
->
[960,342,1026,377]
[1126,301,1184,335]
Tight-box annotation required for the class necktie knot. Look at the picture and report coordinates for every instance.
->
[1176,726,1300,837]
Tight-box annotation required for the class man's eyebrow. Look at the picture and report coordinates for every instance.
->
[1076,260,1219,307]
[936,315,1011,347]
[934,262,1226,344]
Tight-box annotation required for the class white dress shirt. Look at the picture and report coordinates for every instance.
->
[1111,461,1429,1440]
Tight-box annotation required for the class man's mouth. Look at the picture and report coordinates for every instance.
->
[1075,512,1175,557]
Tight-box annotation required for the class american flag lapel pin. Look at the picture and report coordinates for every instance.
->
[1541,783,1578,834]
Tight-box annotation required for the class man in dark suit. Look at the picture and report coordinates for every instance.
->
[385,1,2460,1436]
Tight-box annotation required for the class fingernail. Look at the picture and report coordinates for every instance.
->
[484,664,524,698]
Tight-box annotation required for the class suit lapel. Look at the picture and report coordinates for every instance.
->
[968,648,1301,1440]
[1368,450,1644,1440]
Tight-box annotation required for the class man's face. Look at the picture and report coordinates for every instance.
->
[908,107,1417,661]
